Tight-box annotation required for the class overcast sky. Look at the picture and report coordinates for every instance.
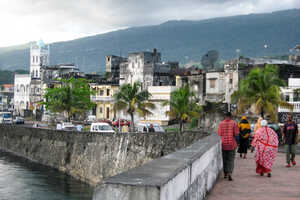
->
[0,0,299,47]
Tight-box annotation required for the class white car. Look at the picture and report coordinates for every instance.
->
[61,122,77,131]
[90,122,115,133]
[136,123,165,133]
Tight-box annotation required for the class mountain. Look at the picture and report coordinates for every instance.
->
[0,9,300,73]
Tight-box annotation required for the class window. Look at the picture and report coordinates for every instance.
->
[100,107,103,113]
[229,78,233,84]
[32,56,35,63]
[100,90,104,96]
[209,79,216,89]
[107,89,110,96]
[36,56,39,63]
[285,95,290,102]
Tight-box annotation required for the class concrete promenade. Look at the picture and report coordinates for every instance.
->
[207,150,300,200]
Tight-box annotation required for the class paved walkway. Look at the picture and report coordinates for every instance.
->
[207,151,300,200]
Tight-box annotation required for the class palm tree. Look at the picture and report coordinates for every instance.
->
[163,85,200,132]
[114,82,155,131]
[231,64,292,121]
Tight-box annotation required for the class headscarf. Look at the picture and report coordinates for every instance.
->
[254,117,263,133]
[238,116,251,131]
[261,120,268,127]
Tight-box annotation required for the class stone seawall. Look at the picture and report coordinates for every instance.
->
[93,133,222,200]
[0,125,207,185]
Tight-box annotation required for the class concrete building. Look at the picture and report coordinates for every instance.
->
[278,78,300,124]
[14,74,31,115]
[30,40,49,79]
[106,55,127,79]
[223,57,300,108]
[175,67,205,104]
[205,70,225,102]
[90,81,119,121]
[0,84,14,111]
[120,49,176,89]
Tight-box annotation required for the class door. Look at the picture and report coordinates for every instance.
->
[106,107,109,119]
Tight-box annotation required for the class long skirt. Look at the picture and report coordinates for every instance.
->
[256,163,271,174]
[238,138,249,154]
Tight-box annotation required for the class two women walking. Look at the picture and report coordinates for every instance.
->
[218,113,280,180]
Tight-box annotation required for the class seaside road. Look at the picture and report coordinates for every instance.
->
[206,151,300,200]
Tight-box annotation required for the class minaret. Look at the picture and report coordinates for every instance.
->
[30,40,49,79]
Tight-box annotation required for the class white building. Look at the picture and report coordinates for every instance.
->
[14,74,31,115]
[120,49,174,89]
[278,78,300,124]
[205,71,226,102]
[30,40,50,79]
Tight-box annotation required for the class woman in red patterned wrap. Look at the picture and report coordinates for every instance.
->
[251,120,278,177]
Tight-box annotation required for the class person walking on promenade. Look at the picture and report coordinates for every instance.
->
[282,114,298,167]
[218,112,239,181]
[251,120,278,177]
[238,116,251,159]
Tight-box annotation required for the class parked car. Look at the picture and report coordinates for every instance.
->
[0,111,13,124]
[136,123,165,133]
[13,116,24,124]
[112,119,131,127]
[90,122,115,133]
[61,122,77,131]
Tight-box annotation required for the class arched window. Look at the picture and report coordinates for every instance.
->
[33,56,35,63]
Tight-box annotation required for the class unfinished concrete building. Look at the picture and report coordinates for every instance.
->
[120,49,177,88]
[106,55,127,79]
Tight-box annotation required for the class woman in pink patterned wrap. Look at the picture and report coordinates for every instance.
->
[251,120,278,177]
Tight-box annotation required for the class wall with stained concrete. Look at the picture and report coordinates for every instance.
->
[93,133,222,200]
[0,125,207,186]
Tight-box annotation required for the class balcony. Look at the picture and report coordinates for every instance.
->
[278,102,300,113]
[90,96,114,102]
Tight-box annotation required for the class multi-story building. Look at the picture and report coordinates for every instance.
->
[14,74,31,116]
[205,70,226,102]
[90,80,119,121]
[278,78,300,124]
[120,49,176,89]
[175,66,205,104]
[106,55,127,79]
[0,84,14,111]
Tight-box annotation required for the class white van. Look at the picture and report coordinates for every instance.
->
[0,112,13,124]
[90,122,115,133]
[136,123,165,133]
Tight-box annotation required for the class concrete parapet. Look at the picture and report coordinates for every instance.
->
[93,133,222,200]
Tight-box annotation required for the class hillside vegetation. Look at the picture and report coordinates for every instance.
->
[0,9,299,72]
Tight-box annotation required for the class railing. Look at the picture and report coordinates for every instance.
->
[278,102,300,112]
[90,96,114,102]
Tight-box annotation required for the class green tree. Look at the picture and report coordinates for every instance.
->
[42,78,95,121]
[114,82,155,131]
[231,64,292,121]
[163,85,200,132]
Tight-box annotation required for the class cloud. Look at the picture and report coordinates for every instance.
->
[0,0,299,46]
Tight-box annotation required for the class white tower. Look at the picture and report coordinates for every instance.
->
[30,40,49,79]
